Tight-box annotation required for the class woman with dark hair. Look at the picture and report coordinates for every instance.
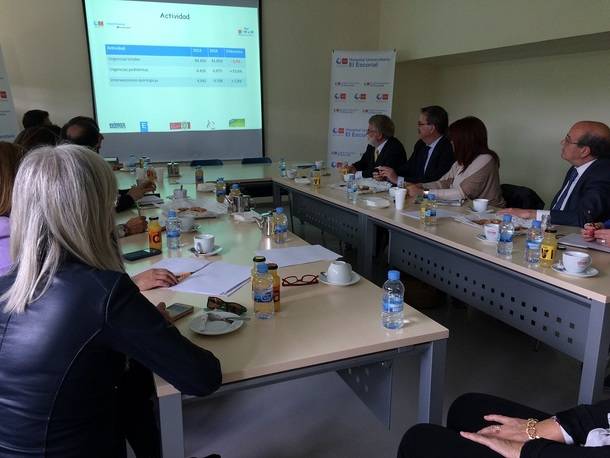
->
[13,125,59,152]
[407,116,505,207]
[0,142,23,275]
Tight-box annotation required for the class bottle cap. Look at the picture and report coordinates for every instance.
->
[275,207,284,213]
[502,214,512,223]
[257,263,269,273]
[267,263,278,271]
[253,256,266,263]
[427,193,436,200]
[532,220,542,228]
[149,216,159,221]
[167,209,177,218]
[545,227,557,233]
[388,270,400,281]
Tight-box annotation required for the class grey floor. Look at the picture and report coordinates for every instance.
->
[181,213,608,458]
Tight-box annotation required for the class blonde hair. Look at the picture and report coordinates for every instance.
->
[0,142,23,216]
[1,144,124,313]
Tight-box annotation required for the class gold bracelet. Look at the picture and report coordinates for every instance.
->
[526,418,540,440]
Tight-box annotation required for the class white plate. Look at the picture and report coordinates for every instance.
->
[294,178,311,185]
[193,245,223,256]
[319,271,361,286]
[189,311,244,335]
[552,264,599,278]
[363,197,390,208]
[476,234,498,244]
[469,207,494,214]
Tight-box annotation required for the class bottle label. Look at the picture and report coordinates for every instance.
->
[273,285,280,303]
[425,208,436,217]
[167,229,180,238]
[275,224,287,234]
[500,233,513,242]
[526,241,541,250]
[254,290,273,303]
[149,232,161,245]
[382,297,403,313]
[540,245,555,261]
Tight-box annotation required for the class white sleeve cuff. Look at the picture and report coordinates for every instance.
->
[559,425,574,445]
[355,171,363,180]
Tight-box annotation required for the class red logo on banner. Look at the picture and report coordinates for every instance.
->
[0,91,7,99]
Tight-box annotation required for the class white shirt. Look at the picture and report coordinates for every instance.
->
[536,159,597,220]
[355,139,389,179]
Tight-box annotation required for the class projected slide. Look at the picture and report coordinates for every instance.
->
[84,0,261,135]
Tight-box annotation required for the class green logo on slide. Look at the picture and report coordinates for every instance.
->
[228,118,246,128]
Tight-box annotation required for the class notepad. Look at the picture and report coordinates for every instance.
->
[256,245,340,267]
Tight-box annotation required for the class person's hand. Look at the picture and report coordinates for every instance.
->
[345,165,357,174]
[372,170,385,181]
[476,415,564,443]
[460,432,523,458]
[132,269,178,291]
[124,216,147,236]
[377,166,398,184]
[496,208,536,219]
[127,181,156,201]
[406,183,424,197]
[155,302,172,323]
[594,228,610,246]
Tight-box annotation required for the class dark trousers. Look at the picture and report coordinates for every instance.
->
[397,393,550,458]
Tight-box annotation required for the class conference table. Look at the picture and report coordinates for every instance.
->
[115,170,448,458]
[270,172,610,405]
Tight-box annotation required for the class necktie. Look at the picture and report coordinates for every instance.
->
[422,145,432,174]
[374,148,380,162]
[552,167,578,210]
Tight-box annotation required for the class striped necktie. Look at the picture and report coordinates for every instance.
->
[552,167,578,210]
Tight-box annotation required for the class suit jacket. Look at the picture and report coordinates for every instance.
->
[395,136,455,183]
[549,158,610,227]
[116,189,135,213]
[0,261,221,457]
[522,398,610,457]
[352,136,407,178]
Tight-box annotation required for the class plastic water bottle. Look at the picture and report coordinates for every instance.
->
[215,177,226,203]
[166,209,181,249]
[346,174,357,202]
[279,158,287,177]
[273,207,288,243]
[381,270,405,329]
[128,154,137,173]
[424,193,437,226]
[419,194,428,220]
[525,220,543,266]
[497,214,515,257]
[253,263,274,319]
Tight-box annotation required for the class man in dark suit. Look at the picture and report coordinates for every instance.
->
[378,105,454,185]
[347,114,407,178]
[499,121,610,227]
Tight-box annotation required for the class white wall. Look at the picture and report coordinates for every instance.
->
[392,50,610,204]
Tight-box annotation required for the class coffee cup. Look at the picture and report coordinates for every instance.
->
[484,223,500,242]
[194,234,215,254]
[326,260,353,284]
[315,160,324,169]
[178,215,195,232]
[473,198,489,212]
[562,251,591,273]
[394,188,407,210]
[286,169,297,179]
[173,188,187,199]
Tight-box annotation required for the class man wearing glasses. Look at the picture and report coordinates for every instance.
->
[346,114,407,178]
[499,121,610,227]
[377,105,455,185]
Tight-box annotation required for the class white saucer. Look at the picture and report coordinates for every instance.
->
[192,245,223,256]
[189,311,244,335]
[469,207,493,214]
[552,263,598,278]
[476,234,498,244]
[319,271,361,286]
[363,197,390,208]
[294,177,311,185]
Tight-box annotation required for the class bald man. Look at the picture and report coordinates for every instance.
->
[499,121,610,227]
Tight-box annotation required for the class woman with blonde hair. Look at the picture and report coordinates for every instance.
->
[0,141,22,275]
[0,144,221,457]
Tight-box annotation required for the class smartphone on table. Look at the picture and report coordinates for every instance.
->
[123,248,162,261]
[165,303,194,322]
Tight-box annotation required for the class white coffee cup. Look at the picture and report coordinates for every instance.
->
[473,198,489,212]
[483,223,500,242]
[287,169,297,179]
[326,260,353,284]
[562,251,591,273]
[194,234,215,254]
[394,188,407,210]
[178,215,195,232]
[315,160,324,169]
[173,188,187,199]
[154,167,165,182]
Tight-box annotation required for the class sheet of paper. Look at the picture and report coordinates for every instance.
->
[256,244,340,267]
[557,233,610,253]
[169,261,252,296]
[147,258,210,275]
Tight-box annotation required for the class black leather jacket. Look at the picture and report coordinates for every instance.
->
[0,261,221,457]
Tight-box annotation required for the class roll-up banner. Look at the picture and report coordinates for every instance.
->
[0,46,18,141]
[327,50,396,168]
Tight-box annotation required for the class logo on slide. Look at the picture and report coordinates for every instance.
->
[109,122,126,129]
[237,27,255,37]
[376,93,389,101]
[333,93,347,100]
[93,20,104,28]
[353,93,367,101]
[170,122,191,130]
[335,57,349,65]
[332,127,345,136]
[139,122,149,133]
[228,118,246,128]
[0,91,7,99]
[206,120,216,130]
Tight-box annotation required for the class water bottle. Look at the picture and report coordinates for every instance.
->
[525,220,543,266]
[128,154,137,173]
[273,207,288,243]
[381,270,405,329]
[253,263,274,319]
[419,194,428,220]
[279,158,287,177]
[215,177,226,203]
[424,193,437,226]
[166,209,181,249]
[497,214,515,257]
[346,174,357,202]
